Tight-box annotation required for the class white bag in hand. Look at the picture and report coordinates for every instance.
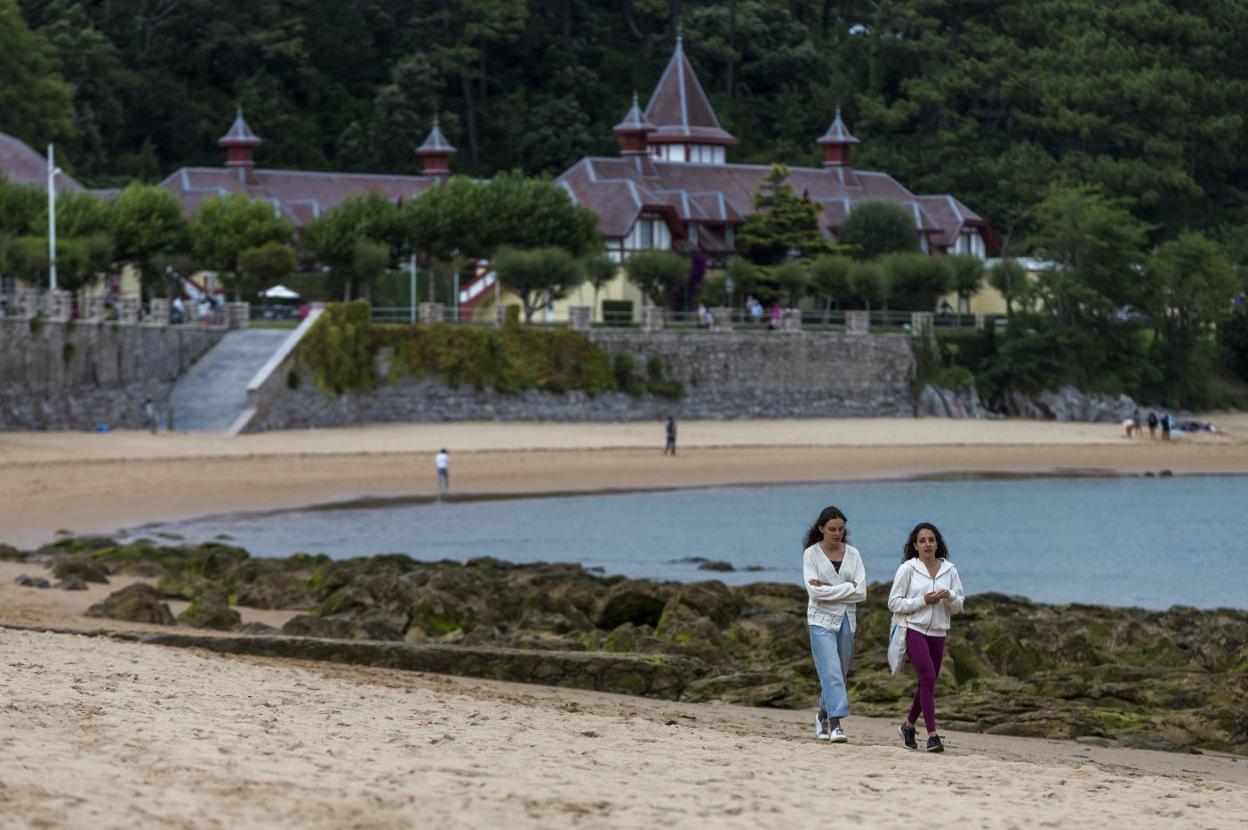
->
[887,619,907,674]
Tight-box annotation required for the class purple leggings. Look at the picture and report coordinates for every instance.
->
[905,629,946,733]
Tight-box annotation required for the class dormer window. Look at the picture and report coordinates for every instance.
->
[955,229,985,258]
[626,212,672,254]
[653,144,725,164]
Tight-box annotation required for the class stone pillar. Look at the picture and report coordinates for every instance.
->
[567,305,592,333]
[640,305,666,332]
[845,310,870,335]
[227,302,250,329]
[709,307,733,331]
[46,290,72,321]
[149,298,170,327]
[910,311,935,344]
[83,292,106,322]
[419,302,444,325]
[19,290,39,319]
[118,296,141,324]
[780,308,803,332]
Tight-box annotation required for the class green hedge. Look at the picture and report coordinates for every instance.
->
[297,301,623,396]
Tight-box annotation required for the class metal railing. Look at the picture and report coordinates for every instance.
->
[367,303,1004,331]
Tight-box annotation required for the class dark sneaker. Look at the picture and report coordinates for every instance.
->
[898,723,918,750]
[926,735,945,753]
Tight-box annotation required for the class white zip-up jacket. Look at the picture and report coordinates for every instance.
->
[887,558,965,636]
[803,543,867,632]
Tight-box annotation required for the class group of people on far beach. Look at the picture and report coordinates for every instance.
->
[803,505,965,753]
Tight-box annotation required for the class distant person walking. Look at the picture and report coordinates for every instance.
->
[1162,413,1172,441]
[435,449,450,495]
[889,522,965,753]
[1147,410,1159,439]
[1132,408,1142,439]
[664,416,677,456]
[143,397,157,434]
[803,506,866,743]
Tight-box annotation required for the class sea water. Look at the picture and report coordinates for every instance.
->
[131,475,1248,610]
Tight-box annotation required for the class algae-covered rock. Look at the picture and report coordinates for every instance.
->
[178,592,242,630]
[51,559,111,584]
[86,583,175,625]
[594,580,669,629]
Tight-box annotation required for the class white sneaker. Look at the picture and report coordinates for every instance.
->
[828,726,848,743]
[815,714,831,741]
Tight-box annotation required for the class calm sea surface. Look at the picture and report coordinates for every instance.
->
[130,475,1248,610]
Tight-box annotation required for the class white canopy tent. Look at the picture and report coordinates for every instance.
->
[258,284,300,300]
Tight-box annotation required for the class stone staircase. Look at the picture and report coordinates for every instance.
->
[168,329,293,432]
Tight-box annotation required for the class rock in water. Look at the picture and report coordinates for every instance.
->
[85,583,175,625]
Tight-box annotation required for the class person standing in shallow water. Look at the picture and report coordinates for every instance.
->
[889,522,965,753]
[802,506,867,743]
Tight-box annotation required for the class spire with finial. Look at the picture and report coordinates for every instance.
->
[816,105,861,168]
[416,115,456,177]
[642,35,736,156]
[613,92,656,156]
[217,106,262,170]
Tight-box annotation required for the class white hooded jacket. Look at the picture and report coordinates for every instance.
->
[803,543,867,632]
[887,558,965,636]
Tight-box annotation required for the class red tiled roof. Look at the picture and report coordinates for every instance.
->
[643,38,737,146]
[0,132,84,191]
[159,166,443,226]
[557,156,990,255]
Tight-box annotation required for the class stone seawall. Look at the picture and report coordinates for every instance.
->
[253,330,916,430]
[0,319,225,430]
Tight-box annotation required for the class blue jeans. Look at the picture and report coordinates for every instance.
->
[809,620,854,719]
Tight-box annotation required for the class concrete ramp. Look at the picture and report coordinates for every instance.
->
[169,329,292,432]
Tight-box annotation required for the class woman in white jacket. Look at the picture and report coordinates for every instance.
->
[802,505,867,743]
[887,522,965,753]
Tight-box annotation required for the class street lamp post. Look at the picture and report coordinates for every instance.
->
[46,144,62,291]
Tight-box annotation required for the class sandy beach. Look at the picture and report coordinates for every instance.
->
[2,619,1246,829]
[4,417,1248,827]
[3,415,1248,549]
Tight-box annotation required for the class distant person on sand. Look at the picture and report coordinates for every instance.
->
[803,506,866,744]
[143,398,157,434]
[1147,410,1159,439]
[435,449,450,495]
[664,416,677,456]
[1162,413,1172,441]
[889,522,965,753]
[1132,408,1142,438]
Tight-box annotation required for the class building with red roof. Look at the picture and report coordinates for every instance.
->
[159,108,454,227]
[557,38,999,266]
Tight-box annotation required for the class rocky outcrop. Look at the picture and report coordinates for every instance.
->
[177,592,241,630]
[920,384,1138,422]
[85,583,175,625]
[37,537,1248,754]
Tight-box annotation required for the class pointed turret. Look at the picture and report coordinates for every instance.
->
[416,116,456,177]
[816,106,861,168]
[643,37,736,163]
[613,92,656,156]
[217,107,262,171]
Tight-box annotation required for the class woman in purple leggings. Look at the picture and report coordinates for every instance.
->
[887,522,965,753]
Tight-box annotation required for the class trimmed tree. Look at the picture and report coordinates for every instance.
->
[189,195,293,300]
[493,246,584,322]
[949,254,985,314]
[988,258,1028,318]
[624,250,688,308]
[838,201,919,260]
[773,260,810,308]
[810,255,851,321]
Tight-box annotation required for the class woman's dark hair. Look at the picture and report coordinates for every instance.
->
[902,522,949,561]
[803,505,848,549]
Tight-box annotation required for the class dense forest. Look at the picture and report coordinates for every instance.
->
[5,0,1248,247]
